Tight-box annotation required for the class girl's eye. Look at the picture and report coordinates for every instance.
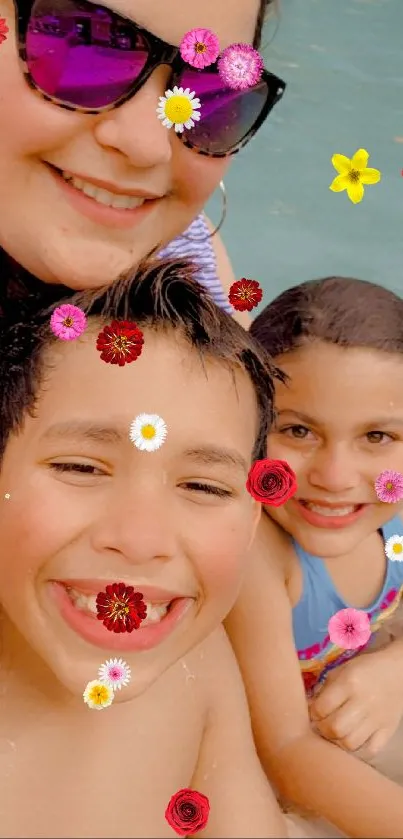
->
[181,482,233,498]
[366,431,394,445]
[279,424,312,440]
[49,462,105,476]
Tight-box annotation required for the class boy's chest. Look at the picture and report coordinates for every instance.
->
[0,664,205,838]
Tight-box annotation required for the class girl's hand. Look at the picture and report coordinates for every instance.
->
[309,645,403,756]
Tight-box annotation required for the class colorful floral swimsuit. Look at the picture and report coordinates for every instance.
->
[292,514,403,696]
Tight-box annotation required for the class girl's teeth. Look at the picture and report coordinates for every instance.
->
[61,173,146,210]
[305,503,357,517]
[67,588,169,623]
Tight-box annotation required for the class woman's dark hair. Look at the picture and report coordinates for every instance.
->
[254,0,278,47]
[250,276,403,359]
[0,257,284,464]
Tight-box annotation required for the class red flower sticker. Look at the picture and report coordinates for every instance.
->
[0,18,8,45]
[165,788,210,836]
[246,458,297,505]
[228,278,263,312]
[96,582,147,633]
[96,320,144,366]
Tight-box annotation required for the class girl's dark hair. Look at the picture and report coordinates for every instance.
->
[0,257,284,463]
[250,276,403,359]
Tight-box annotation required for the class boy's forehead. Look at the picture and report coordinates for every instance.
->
[34,327,259,453]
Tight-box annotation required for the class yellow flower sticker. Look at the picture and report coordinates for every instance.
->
[329,148,381,204]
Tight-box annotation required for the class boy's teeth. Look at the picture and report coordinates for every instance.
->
[61,172,146,210]
[305,503,357,517]
[67,588,169,623]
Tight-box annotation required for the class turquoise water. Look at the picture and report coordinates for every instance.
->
[207,0,403,309]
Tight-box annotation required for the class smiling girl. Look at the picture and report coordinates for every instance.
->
[226,276,403,838]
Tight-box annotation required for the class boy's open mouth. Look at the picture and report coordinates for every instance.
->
[50,580,195,652]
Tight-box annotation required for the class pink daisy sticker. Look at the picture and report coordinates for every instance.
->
[218,43,264,91]
[375,469,403,503]
[179,27,220,69]
[328,607,371,651]
[50,304,87,341]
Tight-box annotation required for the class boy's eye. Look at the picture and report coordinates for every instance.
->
[279,424,312,440]
[366,431,394,444]
[49,462,106,476]
[181,482,233,498]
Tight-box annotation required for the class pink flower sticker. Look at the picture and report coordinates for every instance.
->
[375,469,403,503]
[218,43,264,90]
[50,304,87,341]
[328,607,371,651]
[179,28,220,69]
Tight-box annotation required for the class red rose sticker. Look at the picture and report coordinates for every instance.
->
[165,788,210,836]
[246,458,297,506]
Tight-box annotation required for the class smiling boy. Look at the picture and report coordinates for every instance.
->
[0,258,288,839]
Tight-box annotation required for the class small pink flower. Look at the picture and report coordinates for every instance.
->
[50,304,87,341]
[179,28,220,69]
[218,43,264,91]
[375,469,403,503]
[328,607,371,651]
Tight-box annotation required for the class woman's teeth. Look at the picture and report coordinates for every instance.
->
[61,172,146,210]
[66,588,169,625]
[303,502,359,517]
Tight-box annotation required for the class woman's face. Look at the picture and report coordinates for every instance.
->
[0,0,259,288]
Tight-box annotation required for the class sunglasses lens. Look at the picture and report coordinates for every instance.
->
[178,68,272,155]
[26,0,149,108]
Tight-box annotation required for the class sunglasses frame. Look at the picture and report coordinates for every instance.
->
[13,0,286,158]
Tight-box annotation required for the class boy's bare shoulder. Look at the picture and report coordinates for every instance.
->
[256,510,295,583]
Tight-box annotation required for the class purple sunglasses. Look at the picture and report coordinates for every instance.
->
[14,0,286,158]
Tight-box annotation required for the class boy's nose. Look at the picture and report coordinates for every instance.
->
[91,490,178,566]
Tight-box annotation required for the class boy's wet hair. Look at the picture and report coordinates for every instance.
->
[0,257,284,463]
[250,276,403,358]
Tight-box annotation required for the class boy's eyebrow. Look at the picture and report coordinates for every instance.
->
[182,446,248,475]
[41,422,248,473]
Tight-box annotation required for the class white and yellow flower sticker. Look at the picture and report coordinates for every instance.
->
[129,413,168,452]
[157,86,201,133]
[385,534,403,562]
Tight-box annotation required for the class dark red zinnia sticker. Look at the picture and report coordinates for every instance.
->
[228,278,263,312]
[96,320,144,366]
[0,18,8,45]
[165,788,210,836]
[96,582,147,633]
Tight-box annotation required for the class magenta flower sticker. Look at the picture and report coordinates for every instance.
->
[218,43,264,91]
[50,304,87,341]
[328,607,371,651]
[179,28,220,69]
[375,469,403,503]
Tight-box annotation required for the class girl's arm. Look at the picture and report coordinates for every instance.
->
[224,514,403,839]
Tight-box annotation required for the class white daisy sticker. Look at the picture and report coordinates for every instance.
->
[129,413,168,452]
[156,86,201,133]
[385,534,403,561]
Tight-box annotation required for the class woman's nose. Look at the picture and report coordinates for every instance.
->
[94,66,174,168]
